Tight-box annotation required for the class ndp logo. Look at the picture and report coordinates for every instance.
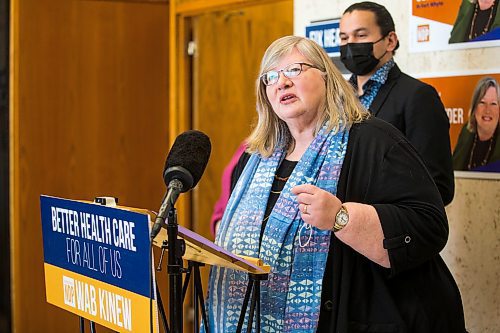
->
[417,25,430,42]
[63,276,76,308]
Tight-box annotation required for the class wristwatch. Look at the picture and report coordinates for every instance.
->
[333,205,349,232]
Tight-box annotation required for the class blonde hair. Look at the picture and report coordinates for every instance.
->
[246,35,369,157]
[467,77,499,133]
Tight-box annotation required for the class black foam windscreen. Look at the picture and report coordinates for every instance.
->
[163,130,211,190]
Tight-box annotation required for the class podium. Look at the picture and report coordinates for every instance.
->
[40,195,269,333]
[151,221,270,274]
[151,206,270,333]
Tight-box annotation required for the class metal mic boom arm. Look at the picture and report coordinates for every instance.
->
[150,178,184,240]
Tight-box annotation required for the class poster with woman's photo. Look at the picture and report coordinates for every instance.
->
[410,0,500,52]
[419,72,500,172]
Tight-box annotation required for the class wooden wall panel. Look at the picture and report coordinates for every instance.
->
[11,0,169,332]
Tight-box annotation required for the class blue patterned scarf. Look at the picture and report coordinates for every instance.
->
[205,124,349,332]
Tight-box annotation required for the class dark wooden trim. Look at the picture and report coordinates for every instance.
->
[82,0,167,3]
[176,0,282,15]
[0,0,11,331]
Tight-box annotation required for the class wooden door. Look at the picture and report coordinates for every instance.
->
[190,1,293,241]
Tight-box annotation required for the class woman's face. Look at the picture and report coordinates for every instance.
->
[265,48,326,129]
[475,86,499,137]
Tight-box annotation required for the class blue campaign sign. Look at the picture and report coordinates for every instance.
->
[305,19,341,57]
[40,195,152,298]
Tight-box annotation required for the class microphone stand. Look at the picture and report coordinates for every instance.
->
[167,207,185,333]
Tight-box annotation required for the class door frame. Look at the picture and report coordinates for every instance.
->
[168,0,288,139]
[167,0,290,226]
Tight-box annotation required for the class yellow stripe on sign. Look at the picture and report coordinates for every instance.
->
[44,263,159,333]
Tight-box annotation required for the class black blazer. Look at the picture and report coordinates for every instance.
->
[231,119,466,332]
[369,64,454,205]
[318,118,465,333]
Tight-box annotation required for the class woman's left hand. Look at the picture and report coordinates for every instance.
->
[292,184,390,267]
[291,184,342,230]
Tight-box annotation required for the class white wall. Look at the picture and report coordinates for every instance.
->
[443,175,500,333]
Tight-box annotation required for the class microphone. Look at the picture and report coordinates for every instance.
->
[150,130,211,240]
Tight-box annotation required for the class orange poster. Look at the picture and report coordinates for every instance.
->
[410,0,500,52]
[420,72,500,172]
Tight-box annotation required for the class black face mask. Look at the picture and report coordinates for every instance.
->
[340,37,386,76]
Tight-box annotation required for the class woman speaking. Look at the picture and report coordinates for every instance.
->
[204,36,466,333]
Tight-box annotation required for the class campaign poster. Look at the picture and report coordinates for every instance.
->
[305,18,350,74]
[410,0,500,52]
[419,72,500,172]
[40,196,159,333]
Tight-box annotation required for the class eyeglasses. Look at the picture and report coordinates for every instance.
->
[260,62,320,86]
